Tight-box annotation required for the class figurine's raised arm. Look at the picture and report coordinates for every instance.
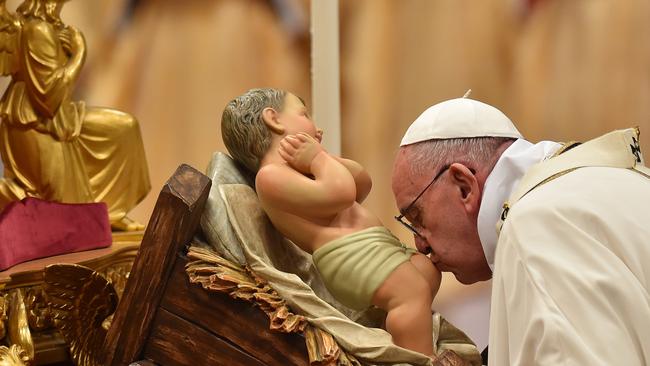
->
[281,128,371,203]
[332,157,372,203]
[256,133,356,220]
[22,19,86,117]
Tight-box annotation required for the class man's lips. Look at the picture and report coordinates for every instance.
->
[415,242,430,255]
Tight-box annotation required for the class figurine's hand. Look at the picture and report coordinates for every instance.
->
[60,27,84,54]
[58,27,73,51]
[279,132,324,175]
[70,27,85,51]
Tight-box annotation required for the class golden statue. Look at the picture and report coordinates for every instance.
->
[0,0,150,231]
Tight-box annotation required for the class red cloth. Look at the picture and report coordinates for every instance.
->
[0,197,112,270]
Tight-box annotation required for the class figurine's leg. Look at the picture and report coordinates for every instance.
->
[80,108,150,231]
[0,126,34,205]
[371,259,434,356]
[0,120,95,208]
[410,253,442,297]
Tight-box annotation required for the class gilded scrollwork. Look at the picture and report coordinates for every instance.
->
[0,261,131,342]
[0,239,138,365]
[23,287,52,332]
[0,294,7,341]
[0,344,30,366]
[98,261,133,299]
[7,291,33,363]
[42,264,118,366]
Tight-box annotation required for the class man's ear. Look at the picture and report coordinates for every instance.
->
[448,163,480,213]
[262,107,285,135]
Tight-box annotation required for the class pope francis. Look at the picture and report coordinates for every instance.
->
[391,94,650,365]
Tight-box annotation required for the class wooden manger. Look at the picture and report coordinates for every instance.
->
[37,164,473,366]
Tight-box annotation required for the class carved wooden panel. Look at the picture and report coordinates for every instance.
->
[103,164,211,365]
[143,308,267,366]
[160,258,309,365]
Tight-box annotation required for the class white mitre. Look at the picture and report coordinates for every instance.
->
[400,91,523,146]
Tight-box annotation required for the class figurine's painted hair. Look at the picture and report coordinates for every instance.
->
[221,88,287,173]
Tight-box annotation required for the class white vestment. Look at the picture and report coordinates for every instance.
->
[489,129,650,365]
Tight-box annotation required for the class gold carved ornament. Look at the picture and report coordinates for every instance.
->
[0,290,30,366]
[41,264,118,366]
[0,294,6,340]
[0,345,29,366]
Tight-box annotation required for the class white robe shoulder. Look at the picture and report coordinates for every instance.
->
[490,166,650,365]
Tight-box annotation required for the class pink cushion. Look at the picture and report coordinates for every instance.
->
[0,197,112,270]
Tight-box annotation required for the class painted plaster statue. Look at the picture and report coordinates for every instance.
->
[0,0,150,231]
[221,88,442,356]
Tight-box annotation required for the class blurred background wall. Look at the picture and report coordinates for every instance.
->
[4,0,649,350]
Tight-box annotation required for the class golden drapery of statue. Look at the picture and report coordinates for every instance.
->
[0,0,150,231]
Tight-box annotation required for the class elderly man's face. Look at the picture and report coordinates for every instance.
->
[391,149,492,284]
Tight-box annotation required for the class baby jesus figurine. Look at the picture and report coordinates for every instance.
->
[221,88,441,356]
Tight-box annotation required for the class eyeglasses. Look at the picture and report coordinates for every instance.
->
[394,164,451,238]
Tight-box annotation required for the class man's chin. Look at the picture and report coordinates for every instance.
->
[453,271,493,285]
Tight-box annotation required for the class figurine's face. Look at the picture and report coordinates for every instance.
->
[278,93,322,142]
[43,0,66,15]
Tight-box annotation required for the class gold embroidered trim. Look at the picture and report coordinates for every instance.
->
[551,141,582,158]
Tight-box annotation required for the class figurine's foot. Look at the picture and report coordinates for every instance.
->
[111,216,145,231]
